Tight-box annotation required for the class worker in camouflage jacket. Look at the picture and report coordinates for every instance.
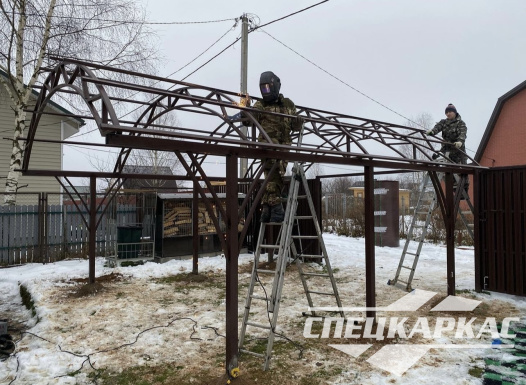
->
[244,71,304,223]
[426,103,467,164]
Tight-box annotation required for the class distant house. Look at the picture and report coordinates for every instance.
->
[121,165,178,192]
[64,186,90,195]
[0,70,83,197]
[475,79,526,167]
[348,181,410,211]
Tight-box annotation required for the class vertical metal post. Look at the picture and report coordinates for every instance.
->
[239,14,249,178]
[192,183,199,274]
[445,172,455,296]
[89,175,96,284]
[42,192,48,263]
[225,154,239,375]
[364,166,376,319]
[38,192,44,263]
[473,171,481,292]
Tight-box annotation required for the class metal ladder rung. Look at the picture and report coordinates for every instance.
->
[239,349,266,358]
[256,269,276,275]
[298,254,323,259]
[239,161,344,371]
[292,235,319,240]
[250,294,270,301]
[245,321,272,330]
[392,170,474,293]
[307,290,336,296]
[301,272,330,278]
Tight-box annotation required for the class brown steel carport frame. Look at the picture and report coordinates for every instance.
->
[21,58,484,378]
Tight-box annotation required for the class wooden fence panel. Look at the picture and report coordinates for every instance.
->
[0,192,156,266]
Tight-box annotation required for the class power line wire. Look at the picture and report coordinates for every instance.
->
[114,21,240,120]
[69,21,239,137]
[57,2,332,138]
[259,28,425,129]
[180,36,241,82]
[179,1,330,82]
[253,0,329,30]
[12,12,237,25]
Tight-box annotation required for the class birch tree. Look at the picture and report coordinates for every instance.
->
[0,0,157,205]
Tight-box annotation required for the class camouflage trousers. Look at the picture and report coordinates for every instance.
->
[261,158,287,206]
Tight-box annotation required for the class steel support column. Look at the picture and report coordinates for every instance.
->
[193,184,199,274]
[89,175,97,284]
[364,166,376,319]
[473,170,481,292]
[225,154,239,375]
[445,173,456,296]
[38,192,45,263]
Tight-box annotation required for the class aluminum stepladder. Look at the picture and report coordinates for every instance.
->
[238,162,344,370]
[388,168,474,292]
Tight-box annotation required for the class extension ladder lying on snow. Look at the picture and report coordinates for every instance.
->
[238,162,344,370]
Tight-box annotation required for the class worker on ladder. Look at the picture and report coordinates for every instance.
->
[244,71,304,223]
[425,103,468,163]
[425,103,469,194]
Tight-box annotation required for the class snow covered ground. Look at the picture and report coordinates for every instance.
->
[1,234,525,385]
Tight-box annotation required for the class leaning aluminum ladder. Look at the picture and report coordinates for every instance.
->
[238,161,344,370]
[388,166,474,292]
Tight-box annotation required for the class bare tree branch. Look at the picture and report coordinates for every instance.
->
[0,0,159,204]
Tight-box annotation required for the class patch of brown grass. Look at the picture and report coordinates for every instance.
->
[71,282,105,298]
[69,272,123,284]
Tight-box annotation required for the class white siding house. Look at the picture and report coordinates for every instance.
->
[0,71,83,197]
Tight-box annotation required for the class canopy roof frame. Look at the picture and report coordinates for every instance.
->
[21,58,484,378]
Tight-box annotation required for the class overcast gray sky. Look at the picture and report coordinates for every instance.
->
[65,0,526,177]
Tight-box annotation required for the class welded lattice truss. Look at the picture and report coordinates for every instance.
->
[22,58,483,375]
[24,57,478,177]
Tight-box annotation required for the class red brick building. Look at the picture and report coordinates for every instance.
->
[473,80,526,296]
[475,80,526,167]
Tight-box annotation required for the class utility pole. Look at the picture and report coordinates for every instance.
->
[239,13,249,178]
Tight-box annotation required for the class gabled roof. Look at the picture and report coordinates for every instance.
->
[0,68,84,127]
[475,79,526,162]
[122,165,178,191]
[122,165,174,175]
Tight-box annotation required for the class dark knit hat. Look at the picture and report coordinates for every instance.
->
[445,103,457,114]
